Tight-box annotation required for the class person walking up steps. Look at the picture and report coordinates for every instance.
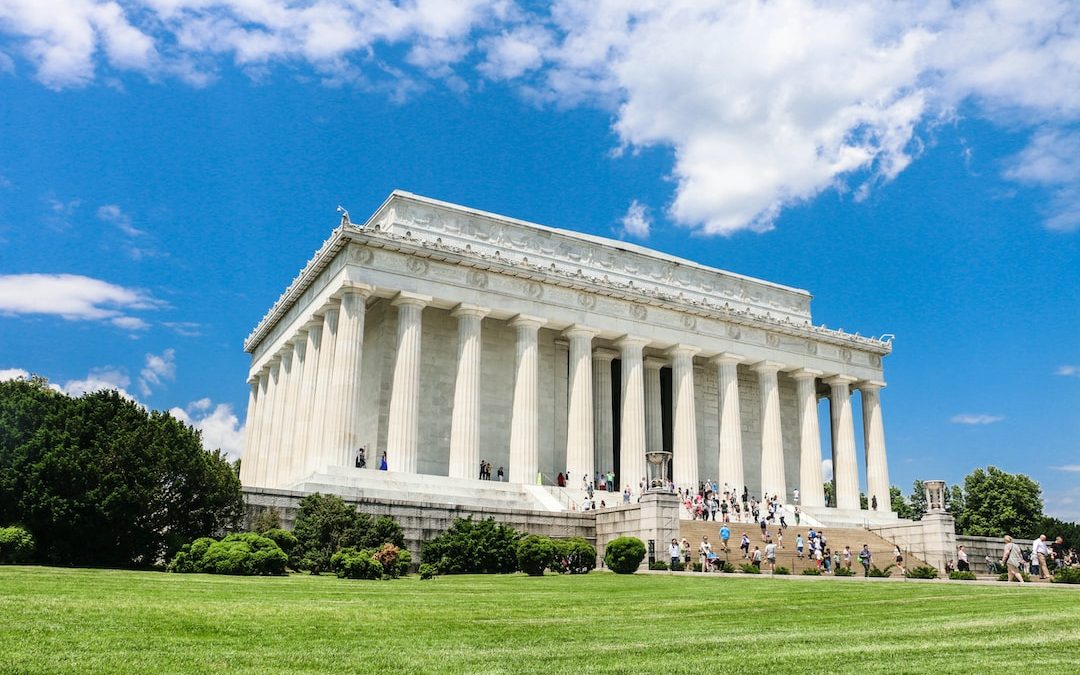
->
[859,544,872,576]
[894,544,905,576]
[740,533,751,559]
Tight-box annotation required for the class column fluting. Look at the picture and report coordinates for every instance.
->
[239,377,261,486]
[275,337,305,487]
[669,344,700,492]
[617,336,649,491]
[330,286,372,468]
[712,353,745,497]
[564,325,598,487]
[826,374,860,510]
[257,358,284,488]
[644,356,666,456]
[295,320,323,479]
[792,368,826,508]
[448,304,489,480]
[753,361,786,503]
[860,380,890,512]
[386,293,429,474]
[591,348,617,487]
[311,305,340,473]
[508,315,544,484]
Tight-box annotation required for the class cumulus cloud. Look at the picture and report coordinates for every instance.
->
[138,348,175,396]
[1055,365,1080,378]
[821,459,833,482]
[3,2,1080,234]
[170,398,244,459]
[617,199,651,240]
[0,273,160,331]
[58,366,136,400]
[0,367,30,381]
[950,413,1004,425]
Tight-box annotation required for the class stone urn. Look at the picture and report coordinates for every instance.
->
[645,450,672,492]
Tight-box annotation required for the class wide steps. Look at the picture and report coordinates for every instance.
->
[677,521,929,575]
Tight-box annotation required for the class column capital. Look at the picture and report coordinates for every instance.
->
[562,324,599,340]
[615,334,650,350]
[858,379,887,391]
[247,375,260,386]
[391,291,432,308]
[751,360,785,374]
[509,314,546,330]
[710,352,746,366]
[335,281,375,298]
[643,356,668,370]
[666,343,701,359]
[824,374,858,387]
[450,303,490,319]
[592,348,619,362]
[789,367,824,381]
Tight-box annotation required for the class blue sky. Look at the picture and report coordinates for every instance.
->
[0,1,1077,518]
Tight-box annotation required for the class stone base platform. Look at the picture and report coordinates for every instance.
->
[289,466,566,512]
[799,506,900,528]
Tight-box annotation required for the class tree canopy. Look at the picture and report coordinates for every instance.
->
[955,466,1043,539]
[0,377,242,566]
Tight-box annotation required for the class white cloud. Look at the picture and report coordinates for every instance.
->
[138,348,175,396]
[822,459,833,482]
[1052,465,1080,473]
[170,398,244,460]
[96,203,145,236]
[1055,365,1080,378]
[950,413,1005,425]
[1004,129,1080,232]
[0,273,159,333]
[58,366,136,400]
[617,199,651,239]
[0,367,30,381]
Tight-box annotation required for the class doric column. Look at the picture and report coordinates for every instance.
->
[275,337,305,486]
[753,361,786,503]
[826,374,860,510]
[239,376,261,486]
[669,344,700,491]
[644,356,666,455]
[591,348,617,483]
[249,367,271,486]
[564,325,598,486]
[329,285,372,468]
[860,380,890,512]
[508,315,545,484]
[311,305,340,472]
[712,353,745,496]
[617,336,649,490]
[386,292,430,473]
[792,368,826,508]
[295,320,323,479]
[448,304,489,480]
[257,357,283,488]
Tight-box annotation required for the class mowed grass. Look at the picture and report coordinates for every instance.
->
[1,567,1078,674]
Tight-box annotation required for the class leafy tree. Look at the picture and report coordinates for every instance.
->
[292,493,361,574]
[421,516,521,574]
[909,480,927,521]
[823,482,834,508]
[890,486,913,519]
[251,507,282,533]
[945,484,965,523]
[0,379,242,566]
[955,466,1043,538]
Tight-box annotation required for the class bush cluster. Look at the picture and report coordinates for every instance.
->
[331,542,412,580]
[604,537,645,574]
[291,494,404,574]
[516,535,556,576]
[422,517,521,575]
[669,561,685,572]
[868,565,895,578]
[800,567,822,576]
[905,565,939,579]
[834,567,855,577]
[0,525,35,563]
[648,561,669,571]
[1052,567,1080,584]
[169,533,287,576]
[949,570,977,581]
[773,566,790,575]
[552,537,596,575]
[739,563,761,574]
[418,563,437,580]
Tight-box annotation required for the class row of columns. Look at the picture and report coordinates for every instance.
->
[242,290,890,512]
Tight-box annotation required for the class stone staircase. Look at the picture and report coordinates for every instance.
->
[678,521,928,575]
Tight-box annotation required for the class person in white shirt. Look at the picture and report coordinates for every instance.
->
[956,545,969,572]
[1033,535,1050,579]
[764,542,777,570]
[793,488,800,505]
[669,538,681,568]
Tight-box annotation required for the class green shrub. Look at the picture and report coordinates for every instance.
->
[516,535,556,576]
[291,494,405,575]
[739,563,760,574]
[551,537,596,575]
[801,567,822,576]
[773,566,790,575]
[396,548,412,577]
[717,561,735,573]
[261,529,299,567]
[997,570,1032,582]
[421,517,521,575]
[869,564,895,578]
[905,565,939,579]
[1052,567,1080,584]
[372,543,407,578]
[949,570,977,581]
[0,526,35,564]
[604,537,646,574]
[669,561,685,572]
[834,567,855,577]
[419,563,436,580]
[691,562,703,572]
[330,547,383,580]
[169,533,287,576]
[648,561,669,571]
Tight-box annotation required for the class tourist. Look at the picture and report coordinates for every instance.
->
[751,546,763,569]
[557,472,565,487]
[842,545,852,570]
[832,549,841,573]
[794,506,801,525]
[719,524,731,551]
[779,513,787,529]
[796,534,804,559]
[764,529,772,545]
[1002,535,1025,583]
[793,488,800,505]
[599,500,606,509]
[1032,535,1050,579]
[777,528,784,549]
[720,499,729,523]
[859,544,872,576]
[623,486,631,504]
[379,452,388,471]
[700,536,716,572]
[823,547,832,574]
[956,545,969,572]
[669,538,681,568]
[893,544,905,576]
[740,533,751,559]
[681,538,692,568]
[759,517,767,537]
[607,470,615,492]
[765,541,777,570]
[497,466,504,481]
[871,495,878,511]
[814,545,823,570]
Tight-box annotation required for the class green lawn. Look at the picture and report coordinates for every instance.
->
[1,566,1078,674]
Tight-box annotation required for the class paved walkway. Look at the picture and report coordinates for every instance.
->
[637,568,1080,589]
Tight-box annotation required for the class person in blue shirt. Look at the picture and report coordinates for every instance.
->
[719,525,731,551]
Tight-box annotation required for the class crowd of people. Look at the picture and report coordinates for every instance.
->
[990,534,1080,582]
[679,482,803,528]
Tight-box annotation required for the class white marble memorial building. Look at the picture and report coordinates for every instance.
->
[239,191,895,521]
